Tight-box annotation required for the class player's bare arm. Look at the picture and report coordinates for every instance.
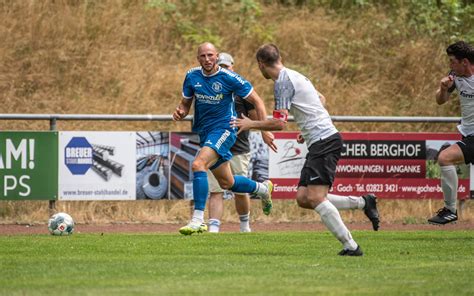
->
[435,75,454,105]
[173,98,192,121]
[232,109,288,132]
[242,89,280,151]
[262,131,277,152]
[240,84,286,132]
[248,104,278,152]
[244,90,268,122]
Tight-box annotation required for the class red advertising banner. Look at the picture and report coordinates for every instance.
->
[269,132,471,200]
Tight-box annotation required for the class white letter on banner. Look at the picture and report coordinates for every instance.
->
[6,139,27,169]
[19,175,31,197]
[4,175,17,196]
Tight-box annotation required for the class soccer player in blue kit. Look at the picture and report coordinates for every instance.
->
[173,42,275,235]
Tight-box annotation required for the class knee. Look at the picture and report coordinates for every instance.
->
[296,197,306,208]
[296,194,313,209]
[192,158,207,172]
[217,178,233,190]
[437,151,452,166]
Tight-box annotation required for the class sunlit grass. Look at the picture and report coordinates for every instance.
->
[1,231,473,295]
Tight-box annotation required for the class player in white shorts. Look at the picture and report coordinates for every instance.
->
[428,40,474,225]
[234,44,380,256]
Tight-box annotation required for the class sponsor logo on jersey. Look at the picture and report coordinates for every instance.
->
[195,93,223,104]
[460,90,474,99]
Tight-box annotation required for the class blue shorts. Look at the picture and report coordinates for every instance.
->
[200,129,236,170]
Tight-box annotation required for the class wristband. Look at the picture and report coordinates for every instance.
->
[273,110,288,122]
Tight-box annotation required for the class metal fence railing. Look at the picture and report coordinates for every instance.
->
[0,114,462,131]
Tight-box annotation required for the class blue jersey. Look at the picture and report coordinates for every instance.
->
[182,66,254,134]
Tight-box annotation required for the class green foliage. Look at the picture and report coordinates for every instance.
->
[404,0,474,42]
[262,0,473,42]
[145,0,273,48]
[1,231,473,295]
[425,160,469,179]
[426,160,441,178]
[177,21,223,47]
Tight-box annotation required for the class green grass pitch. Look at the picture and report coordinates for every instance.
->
[1,230,473,295]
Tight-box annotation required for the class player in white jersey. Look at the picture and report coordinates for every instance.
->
[428,41,474,225]
[234,44,380,256]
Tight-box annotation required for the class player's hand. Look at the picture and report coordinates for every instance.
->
[231,113,253,134]
[173,106,186,121]
[440,75,454,91]
[262,131,277,153]
[296,133,305,144]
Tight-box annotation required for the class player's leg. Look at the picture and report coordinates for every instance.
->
[212,164,273,216]
[234,194,251,232]
[204,129,272,215]
[327,193,380,231]
[297,133,362,256]
[326,194,365,210]
[179,146,218,235]
[296,185,362,256]
[231,153,252,232]
[207,170,224,233]
[428,142,466,225]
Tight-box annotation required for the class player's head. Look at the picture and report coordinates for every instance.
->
[197,42,219,74]
[217,52,234,71]
[446,41,474,76]
[256,44,282,79]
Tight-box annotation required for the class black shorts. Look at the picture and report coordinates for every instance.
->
[298,133,342,187]
[457,135,474,164]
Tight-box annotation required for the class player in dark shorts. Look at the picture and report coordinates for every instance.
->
[428,41,474,225]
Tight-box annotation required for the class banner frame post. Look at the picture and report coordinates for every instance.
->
[49,117,57,212]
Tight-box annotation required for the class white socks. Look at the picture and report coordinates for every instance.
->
[208,214,251,233]
[327,194,365,210]
[208,219,220,233]
[192,210,205,223]
[441,166,458,213]
[315,200,358,250]
[253,182,269,196]
[239,213,251,232]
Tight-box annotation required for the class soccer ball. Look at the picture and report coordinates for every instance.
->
[48,212,75,236]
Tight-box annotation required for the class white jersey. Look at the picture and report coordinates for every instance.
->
[274,67,338,147]
[450,75,474,136]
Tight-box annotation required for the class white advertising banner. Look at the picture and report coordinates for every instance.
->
[269,136,308,179]
[59,132,136,200]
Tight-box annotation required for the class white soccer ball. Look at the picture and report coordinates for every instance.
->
[48,212,75,236]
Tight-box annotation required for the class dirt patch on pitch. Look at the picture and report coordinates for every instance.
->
[1,222,473,235]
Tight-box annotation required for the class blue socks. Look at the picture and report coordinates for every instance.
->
[231,175,257,193]
[193,173,256,210]
[193,171,209,211]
